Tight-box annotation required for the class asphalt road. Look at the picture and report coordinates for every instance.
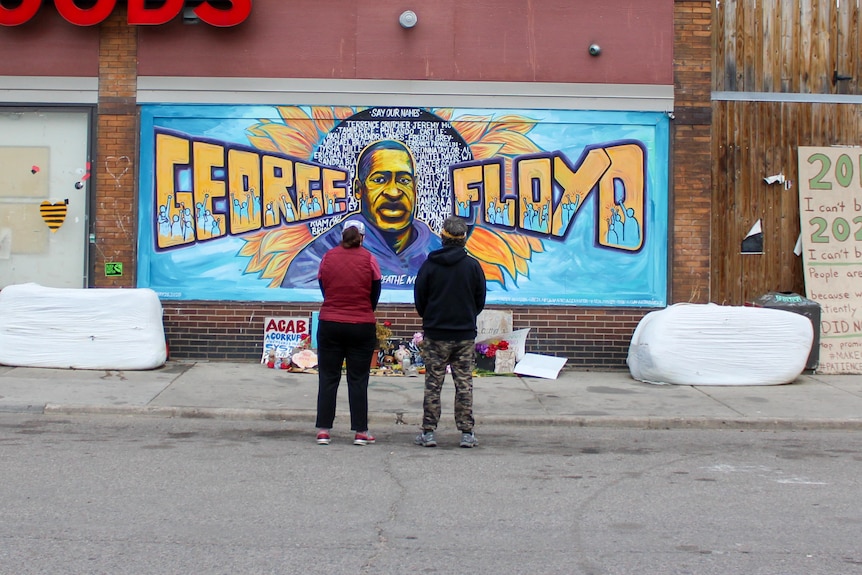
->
[1,415,861,575]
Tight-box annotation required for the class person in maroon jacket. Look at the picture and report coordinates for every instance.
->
[315,220,382,446]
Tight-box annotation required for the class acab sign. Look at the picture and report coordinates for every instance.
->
[0,0,252,27]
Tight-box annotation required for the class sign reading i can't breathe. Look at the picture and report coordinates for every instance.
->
[798,146,862,374]
[261,317,310,364]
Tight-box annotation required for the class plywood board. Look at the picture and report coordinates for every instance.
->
[0,204,49,254]
[0,147,49,198]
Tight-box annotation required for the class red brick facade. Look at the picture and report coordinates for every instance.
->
[94,5,138,288]
[89,1,713,368]
[671,0,712,305]
[162,302,647,368]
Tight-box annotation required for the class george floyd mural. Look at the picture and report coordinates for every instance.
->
[137,104,669,306]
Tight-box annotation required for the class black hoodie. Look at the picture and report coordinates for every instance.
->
[414,245,486,341]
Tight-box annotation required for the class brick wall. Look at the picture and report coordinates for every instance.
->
[163,302,646,369]
[671,0,712,304]
[93,5,137,288]
[96,2,711,369]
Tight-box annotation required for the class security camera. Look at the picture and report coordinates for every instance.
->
[588,44,601,56]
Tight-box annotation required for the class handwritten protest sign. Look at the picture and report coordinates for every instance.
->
[798,146,862,374]
[260,316,310,364]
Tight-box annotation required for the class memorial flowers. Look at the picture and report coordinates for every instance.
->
[475,339,516,373]
[475,339,510,358]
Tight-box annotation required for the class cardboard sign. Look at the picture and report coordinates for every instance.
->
[261,317,310,364]
[475,310,513,342]
[798,146,862,374]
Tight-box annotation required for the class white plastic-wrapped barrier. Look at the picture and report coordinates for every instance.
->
[0,283,167,370]
[627,303,813,386]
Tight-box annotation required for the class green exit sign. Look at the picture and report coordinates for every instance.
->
[105,262,123,277]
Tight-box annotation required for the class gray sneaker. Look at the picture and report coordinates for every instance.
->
[459,431,479,448]
[414,430,437,447]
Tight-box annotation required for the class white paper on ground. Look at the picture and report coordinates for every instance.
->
[514,353,568,379]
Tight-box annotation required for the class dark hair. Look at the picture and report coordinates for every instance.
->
[356,139,413,183]
[341,226,363,248]
[441,216,468,247]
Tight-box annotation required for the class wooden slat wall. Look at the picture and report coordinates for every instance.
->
[715,0,862,93]
[712,102,862,304]
[711,0,862,305]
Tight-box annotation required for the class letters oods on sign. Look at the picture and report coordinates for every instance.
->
[0,0,252,27]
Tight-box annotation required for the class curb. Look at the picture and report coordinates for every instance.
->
[41,404,862,431]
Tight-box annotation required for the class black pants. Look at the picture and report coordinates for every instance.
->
[315,319,376,432]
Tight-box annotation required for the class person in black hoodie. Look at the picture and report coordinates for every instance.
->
[413,216,486,448]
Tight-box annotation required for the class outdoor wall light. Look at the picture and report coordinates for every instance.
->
[399,10,418,29]
[588,44,601,56]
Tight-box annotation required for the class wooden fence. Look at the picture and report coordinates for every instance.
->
[714,0,862,94]
[711,0,862,304]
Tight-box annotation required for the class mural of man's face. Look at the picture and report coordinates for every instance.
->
[356,148,416,233]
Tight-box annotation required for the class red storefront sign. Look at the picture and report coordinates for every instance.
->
[0,0,252,27]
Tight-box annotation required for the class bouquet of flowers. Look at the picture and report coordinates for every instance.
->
[475,338,516,373]
[475,339,510,358]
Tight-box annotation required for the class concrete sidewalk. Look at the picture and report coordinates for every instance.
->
[1,361,862,430]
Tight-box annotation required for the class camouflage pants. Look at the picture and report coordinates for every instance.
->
[420,338,475,432]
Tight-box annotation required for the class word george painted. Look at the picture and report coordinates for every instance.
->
[0,0,251,27]
[155,129,349,249]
